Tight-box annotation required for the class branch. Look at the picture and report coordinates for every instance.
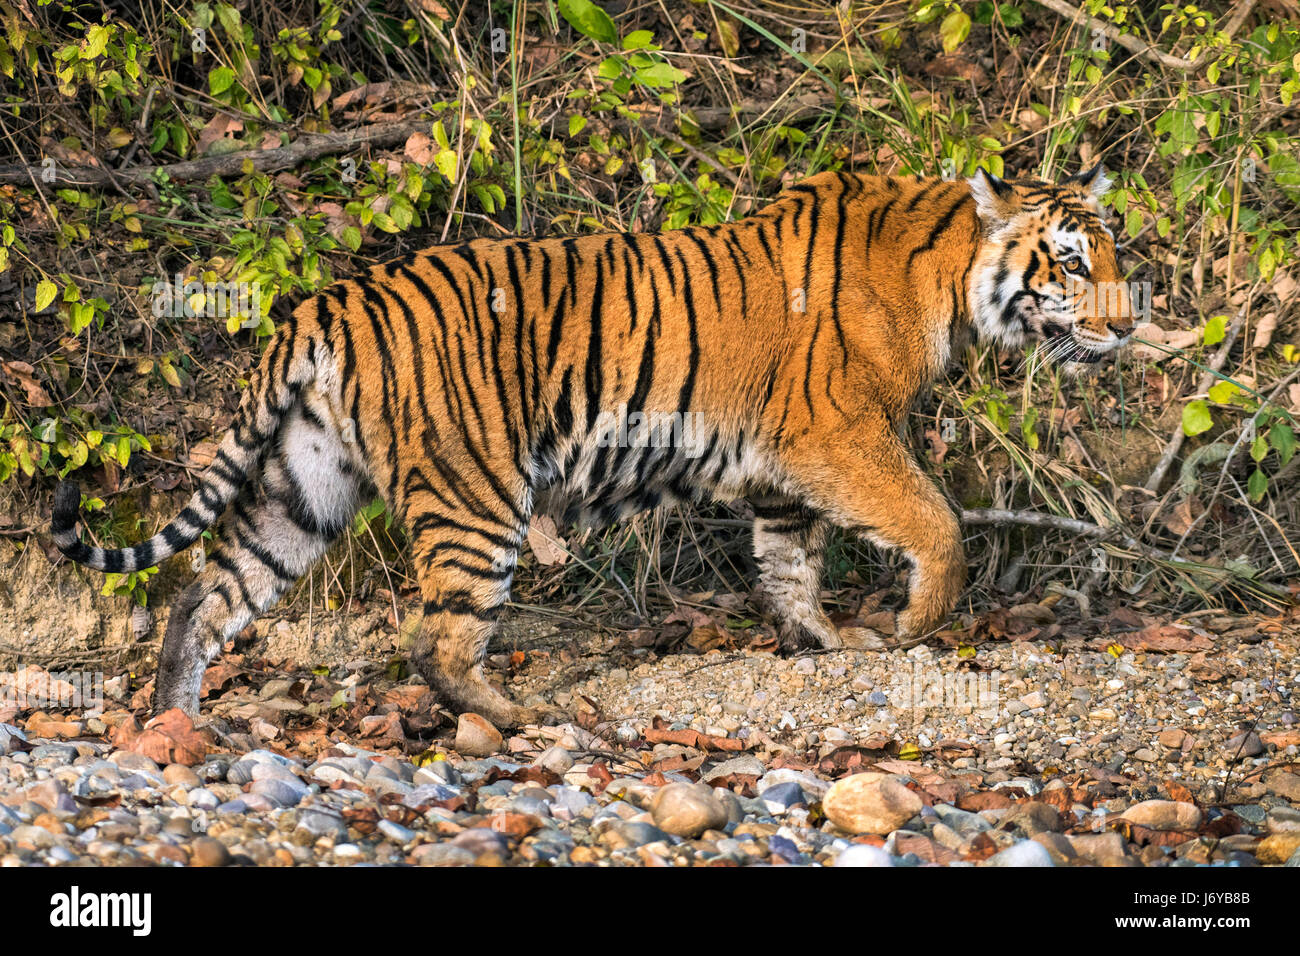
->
[961,507,1166,559]
[0,118,433,188]
[1033,0,1257,72]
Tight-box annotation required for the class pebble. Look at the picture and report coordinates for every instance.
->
[985,839,1054,867]
[705,755,766,781]
[190,837,232,867]
[823,776,922,835]
[378,819,417,845]
[164,764,202,788]
[834,844,896,867]
[533,746,573,774]
[1225,731,1264,759]
[250,778,306,807]
[1,610,1291,869]
[1256,833,1300,864]
[650,783,727,837]
[1120,800,1203,831]
[455,713,504,757]
[760,782,807,814]
[0,724,26,755]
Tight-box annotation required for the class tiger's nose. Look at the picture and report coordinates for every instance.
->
[1107,320,1133,338]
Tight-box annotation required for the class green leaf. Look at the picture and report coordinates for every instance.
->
[1251,432,1268,462]
[1269,422,1296,464]
[939,11,971,52]
[208,66,236,95]
[568,114,587,137]
[84,25,110,60]
[1207,380,1239,404]
[1247,468,1268,502]
[1202,314,1227,346]
[1181,400,1213,436]
[34,279,57,313]
[622,30,655,50]
[434,148,458,182]
[1020,407,1039,450]
[558,0,618,44]
[635,62,686,87]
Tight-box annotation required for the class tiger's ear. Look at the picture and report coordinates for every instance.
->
[966,167,1015,229]
[1065,164,1112,204]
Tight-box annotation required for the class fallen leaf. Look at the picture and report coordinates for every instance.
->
[1,361,52,406]
[1116,622,1214,653]
[526,514,569,566]
[112,708,209,766]
[1251,312,1277,350]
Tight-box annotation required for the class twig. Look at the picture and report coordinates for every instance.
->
[1143,307,1248,493]
[961,507,1165,558]
[0,117,434,188]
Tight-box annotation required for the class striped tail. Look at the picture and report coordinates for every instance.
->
[51,303,320,573]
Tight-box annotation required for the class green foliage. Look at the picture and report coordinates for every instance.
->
[3,0,1298,610]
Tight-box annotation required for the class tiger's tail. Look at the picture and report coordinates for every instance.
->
[52,301,323,573]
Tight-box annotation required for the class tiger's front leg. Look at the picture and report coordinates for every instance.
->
[787,422,965,646]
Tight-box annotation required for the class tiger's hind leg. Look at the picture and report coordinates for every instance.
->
[403,473,548,729]
[750,497,841,652]
[154,397,363,714]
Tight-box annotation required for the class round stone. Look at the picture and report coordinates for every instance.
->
[984,839,1055,867]
[823,776,922,835]
[1120,800,1203,831]
[650,782,728,838]
[455,713,504,757]
[190,836,232,867]
[834,844,896,867]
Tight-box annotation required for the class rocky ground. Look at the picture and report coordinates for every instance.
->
[1,604,1298,867]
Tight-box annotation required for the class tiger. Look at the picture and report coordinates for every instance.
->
[51,165,1134,728]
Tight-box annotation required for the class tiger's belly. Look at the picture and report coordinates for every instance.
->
[533,414,776,526]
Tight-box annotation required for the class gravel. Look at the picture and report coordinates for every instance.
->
[0,609,1295,866]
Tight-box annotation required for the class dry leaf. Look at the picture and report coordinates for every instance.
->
[526,514,569,566]
[112,708,209,766]
[404,131,435,166]
[196,113,244,155]
[1251,312,1278,350]
[186,441,219,468]
[1118,622,1213,653]
[1,360,52,406]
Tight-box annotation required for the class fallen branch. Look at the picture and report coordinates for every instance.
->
[1143,307,1248,493]
[0,117,433,188]
[961,507,1165,559]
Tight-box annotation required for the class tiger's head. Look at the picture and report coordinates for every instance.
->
[967,165,1135,375]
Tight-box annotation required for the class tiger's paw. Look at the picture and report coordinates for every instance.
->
[838,626,888,651]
